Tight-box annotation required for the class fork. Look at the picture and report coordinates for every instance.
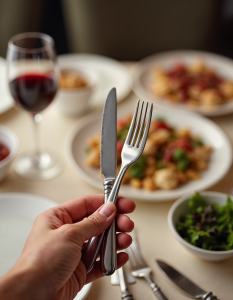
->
[100,100,153,275]
[126,230,169,300]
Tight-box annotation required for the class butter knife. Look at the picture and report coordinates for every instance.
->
[156,260,219,300]
[82,88,117,273]
[117,266,135,300]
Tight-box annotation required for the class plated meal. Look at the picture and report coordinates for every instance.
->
[58,53,131,108]
[132,50,233,116]
[67,107,232,201]
[151,60,233,108]
[60,69,88,89]
[85,115,212,192]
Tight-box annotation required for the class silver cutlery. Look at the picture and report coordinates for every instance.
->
[100,99,153,275]
[156,260,219,300]
[126,230,169,300]
[117,266,135,300]
[111,268,136,285]
[82,87,117,273]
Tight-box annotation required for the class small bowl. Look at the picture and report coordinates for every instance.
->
[55,67,97,117]
[0,126,19,182]
[168,191,233,261]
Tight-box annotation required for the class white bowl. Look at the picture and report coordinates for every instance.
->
[55,67,97,117]
[0,126,19,182]
[168,191,233,261]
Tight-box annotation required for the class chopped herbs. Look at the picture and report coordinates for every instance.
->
[84,147,91,153]
[176,192,233,251]
[129,155,146,179]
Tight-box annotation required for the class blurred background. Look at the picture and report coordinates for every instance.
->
[0,0,233,61]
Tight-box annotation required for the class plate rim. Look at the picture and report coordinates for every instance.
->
[131,49,233,117]
[0,192,93,299]
[66,108,233,202]
[0,57,14,114]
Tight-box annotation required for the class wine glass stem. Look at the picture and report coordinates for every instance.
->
[32,114,42,164]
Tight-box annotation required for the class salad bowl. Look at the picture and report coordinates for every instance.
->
[168,191,233,261]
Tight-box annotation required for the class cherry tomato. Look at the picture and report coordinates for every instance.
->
[117,119,127,129]
[173,138,192,151]
[117,140,124,154]
[0,142,10,161]
[153,120,171,131]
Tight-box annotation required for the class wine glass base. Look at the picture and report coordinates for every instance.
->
[14,150,64,180]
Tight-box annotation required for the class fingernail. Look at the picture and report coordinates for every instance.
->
[99,202,115,218]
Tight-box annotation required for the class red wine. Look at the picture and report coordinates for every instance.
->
[9,73,57,113]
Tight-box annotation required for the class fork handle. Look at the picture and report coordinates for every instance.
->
[144,275,169,300]
[100,167,127,275]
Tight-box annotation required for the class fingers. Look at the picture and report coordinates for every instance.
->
[85,252,129,284]
[116,197,136,214]
[50,195,135,223]
[58,195,105,222]
[73,202,116,242]
[116,233,132,251]
[116,214,134,233]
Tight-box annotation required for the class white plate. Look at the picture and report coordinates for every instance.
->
[0,193,92,300]
[58,53,131,108]
[0,57,14,114]
[132,50,233,116]
[66,107,232,201]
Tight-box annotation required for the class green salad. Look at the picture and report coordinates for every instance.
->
[176,192,233,251]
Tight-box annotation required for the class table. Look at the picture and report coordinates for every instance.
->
[1,62,233,300]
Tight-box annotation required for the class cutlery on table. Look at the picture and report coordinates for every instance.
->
[100,99,153,275]
[82,87,117,273]
[111,266,135,300]
[156,260,219,300]
[126,230,169,300]
[111,267,136,285]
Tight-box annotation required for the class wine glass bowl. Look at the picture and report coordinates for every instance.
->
[7,32,63,180]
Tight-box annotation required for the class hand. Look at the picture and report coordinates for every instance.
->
[0,195,135,300]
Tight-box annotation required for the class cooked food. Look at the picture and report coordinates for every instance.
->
[176,192,233,251]
[0,142,10,161]
[85,115,212,192]
[151,61,233,108]
[60,70,88,89]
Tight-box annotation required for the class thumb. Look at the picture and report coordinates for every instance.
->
[76,202,116,242]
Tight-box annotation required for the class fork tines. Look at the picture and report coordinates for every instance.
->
[125,100,153,149]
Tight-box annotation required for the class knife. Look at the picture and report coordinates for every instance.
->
[117,266,135,300]
[99,87,117,275]
[156,260,219,300]
[81,88,117,273]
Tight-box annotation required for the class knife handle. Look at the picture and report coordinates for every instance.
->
[81,232,105,273]
[82,180,114,273]
[100,179,117,275]
[144,275,169,300]
[202,292,219,300]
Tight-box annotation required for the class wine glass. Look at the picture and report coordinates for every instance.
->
[7,32,63,180]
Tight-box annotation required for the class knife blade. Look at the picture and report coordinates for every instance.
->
[100,87,117,275]
[81,88,117,273]
[156,260,219,300]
